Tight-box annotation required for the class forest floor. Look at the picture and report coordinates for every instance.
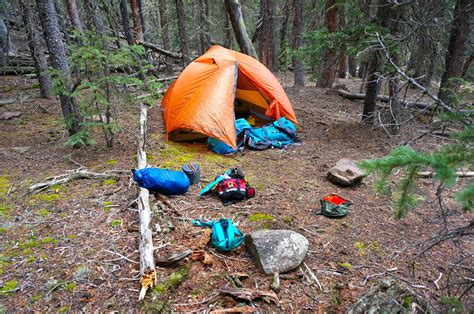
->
[0,74,472,312]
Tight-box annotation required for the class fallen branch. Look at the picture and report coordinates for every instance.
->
[119,35,182,59]
[337,89,431,110]
[218,287,279,306]
[417,171,474,178]
[301,261,324,291]
[0,66,35,75]
[137,104,157,301]
[0,98,17,106]
[28,169,121,193]
[155,248,192,267]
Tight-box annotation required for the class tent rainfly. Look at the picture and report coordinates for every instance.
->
[161,45,298,148]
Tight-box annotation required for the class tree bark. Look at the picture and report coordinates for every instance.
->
[337,3,346,79]
[175,0,190,65]
[223,2,233,49]
[85,0,105,34]
[348,55,356,77]
[130,0,143,43]
[197,0,210,55]
[120,0,134,46]
[438,0,473,104]
[36,0,83,136]
[225,0,258,59]
[158,0,173,74]
[258,0,276,70]
[22,0,52,98]
[0,18,8,66]
[278,0,292,69]
[137,0,148,41]
[292,0,304,87]
[362,0,391,123]
[316,0,338,88]
[65,0,83,33]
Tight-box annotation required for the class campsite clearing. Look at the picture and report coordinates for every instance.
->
[0,74,471,312]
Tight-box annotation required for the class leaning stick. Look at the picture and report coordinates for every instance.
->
[137,104,156,300]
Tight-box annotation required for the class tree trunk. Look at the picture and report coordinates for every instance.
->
[197,0,210,55]
[316,0,338,88]
[175,0,190,65]
[120,0,134,45]
[137,0,148,41]
[348,55,356,77]
[225,0,258,59]
[36,0,83,136]
[362,0,391,123]
[158,0,173,74]
[130,0,143,43]
[0,18,8,66]
[258,0,276,70]
[438,0,473,104]
[22,0,52,98]
[85,0,105,34]
[337,4,346,79]
[223,2,233,49]
[65,0,83,33]
[462,54,473,77]
[278,0,292,69]
[292,0,304,87]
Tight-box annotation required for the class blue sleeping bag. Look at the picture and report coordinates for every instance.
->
[208,118,252,154]
[246,117,298,150]
[132,168,190,195]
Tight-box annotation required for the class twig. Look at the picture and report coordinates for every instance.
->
[302,262,323,291]
[103,249,140,264]
[433,272,443,290]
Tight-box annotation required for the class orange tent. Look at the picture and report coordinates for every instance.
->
[161,45,297,148]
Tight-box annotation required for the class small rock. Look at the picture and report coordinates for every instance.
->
[0,111,22,120]
[73,266,90,283]
[245,230,309,275]
[327,158,364,186]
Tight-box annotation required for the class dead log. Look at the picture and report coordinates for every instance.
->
[417,171,474,178]
[218,287,279,306]
[28,169,121,193]
[155,248,192,267]
[137,103,157,301]
[0,66,36,75]
[0,98,16,106]
[337,89,432,110]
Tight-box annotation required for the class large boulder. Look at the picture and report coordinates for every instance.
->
[245,230,308,275]
[327,158,364,186]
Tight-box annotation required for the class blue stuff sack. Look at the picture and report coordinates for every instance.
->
[132,168,190,195]
[192,219,244,251]
[208,118,252,155]
[246,117,297,150]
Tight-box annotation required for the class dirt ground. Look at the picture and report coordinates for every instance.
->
[0,74,472,312]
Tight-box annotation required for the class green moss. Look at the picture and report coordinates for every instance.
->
[0,280,18,295]
[27,257,36,263]
[354,242,365,250]
[31,295,42,302]
[339,262,352,270]
[0,176,10,195]
[248,213,275,223]
[0,204,11,218]
[154,266,189,296]
[40,237,58,245]
[102,179,116,185]
[103,201,113,212]
[59,306,69,313]
[107,159,117,166]
[369,241,381,251]
[439,296,464,313]
[36,193,60,202]
[282,216,293,224]
[64,282,76,291]
[67,234,77,239]
[36,208,51,217]
[402,295,413,309]
[110,219,122,228]
[159,143,196,168]
[331,285,342,305]
[154,283,166,295]
[0,228,6,234]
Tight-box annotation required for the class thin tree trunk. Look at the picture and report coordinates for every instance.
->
[316,0,338,88]
[0,19,8,66]
[225,0,258,59]
[36,0,83,136]
[279,0,292,69]
[292,0,304,87]
[136,0,148,42]
[175,0,190,65]
[158,0,173,74]
[197,0,210,55]
[259,0,276,70]
[130,0,143,43]
[22,0,52,98]
[85,0,105,34]
[120,0,134,45]
[438,0,473,104]
[348,55,356,77]
[224,2,232,49]
[337,3,346,79]
[362,0,391,123]
[65,0,83,33]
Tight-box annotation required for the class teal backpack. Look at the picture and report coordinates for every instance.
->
[192,219,244,251]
